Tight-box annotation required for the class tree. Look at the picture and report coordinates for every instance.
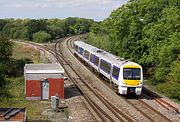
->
[27,19,47,40]
[87,0,180,88]
[0,34,12,64]
[33,31,51,43]
[0,19,7,31]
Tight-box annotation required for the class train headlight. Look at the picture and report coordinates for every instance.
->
[123,82,127,85]
[138,82,142,85]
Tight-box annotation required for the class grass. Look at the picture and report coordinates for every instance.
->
[12,43,41,63]
[0,43,52,120]
[0,77,51,121]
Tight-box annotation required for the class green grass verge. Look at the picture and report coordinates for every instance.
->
[0,77,50,120]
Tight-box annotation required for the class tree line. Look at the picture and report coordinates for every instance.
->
[0,17,94,43]
[0,17,95,78]
[86,0,180,100]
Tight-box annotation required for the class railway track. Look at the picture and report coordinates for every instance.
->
[21,39,115,121]
[123,96,172,122]
[18,37,178,122]
[143,87,179,114]
[65,37,173,122]
[54,37,135,122]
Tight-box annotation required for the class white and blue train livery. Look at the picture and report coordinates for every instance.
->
[73,41,143,95]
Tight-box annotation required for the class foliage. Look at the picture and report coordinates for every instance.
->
[27,19,47,40]
[0,77,50,121]
[156,82,180,100]
[0,34,12,64]
[33,31,51,43]
[6,58,32,77]
[0,18,95,41]
[87,0,180,100]
[0,34,12,98]
[0,63,6,86]
[2,19,29,40]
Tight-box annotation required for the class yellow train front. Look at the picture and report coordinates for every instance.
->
[118,62,143,95]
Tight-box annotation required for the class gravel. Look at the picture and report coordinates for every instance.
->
[60,37,180,122]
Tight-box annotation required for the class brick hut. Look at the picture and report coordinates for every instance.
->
[24,64,64,100]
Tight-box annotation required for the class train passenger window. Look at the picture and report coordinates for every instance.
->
[90,54,99,66]
[94,55,99,66]
[79,47,84,55]
[84,50,90,59]
[90,54,94,62]
[112,66,120,80]
[100,59,111,74]
[75,45,78,52]
[77,46,80,53]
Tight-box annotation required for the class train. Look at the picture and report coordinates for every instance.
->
[73,41,143,95]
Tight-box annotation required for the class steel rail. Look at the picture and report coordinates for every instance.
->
[54,37,118,122]
[56,37,135,122]
[67,37,173,122]
[143,87,179,114]
[22,39,110,121]
[64,37,135,122]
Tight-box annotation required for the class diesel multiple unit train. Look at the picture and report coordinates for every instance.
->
[73,41,143,95]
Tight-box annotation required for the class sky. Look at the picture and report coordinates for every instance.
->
[0,0,128,21]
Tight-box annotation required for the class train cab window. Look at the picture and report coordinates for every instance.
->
[100,59,111,74]
[84,50,90,59]
[123,68,140,80]
[112,66,120,80]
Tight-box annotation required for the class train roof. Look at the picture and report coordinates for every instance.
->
[74,41,141,67]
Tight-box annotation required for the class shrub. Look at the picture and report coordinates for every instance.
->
[156,82,180,100]
[32,31,51,43]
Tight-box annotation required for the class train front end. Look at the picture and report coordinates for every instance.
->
[119,63,143,95]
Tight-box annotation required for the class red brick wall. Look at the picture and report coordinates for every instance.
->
[48,78,64,98]
[26,80,41,97]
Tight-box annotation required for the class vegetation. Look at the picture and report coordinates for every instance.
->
[0,17,95,119]
[33,31,51,43]
[0,0,179,110]
[0,77,50,121]
[86,0,180,101]
[0,17,95,43]
[0,41,51,120]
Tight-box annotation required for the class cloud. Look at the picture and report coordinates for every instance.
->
[0,0,125,8]
[0,0,128,21]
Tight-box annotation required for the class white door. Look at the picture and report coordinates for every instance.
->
[42,81,49,100]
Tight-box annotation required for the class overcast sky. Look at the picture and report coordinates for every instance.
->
[0,0,128,21]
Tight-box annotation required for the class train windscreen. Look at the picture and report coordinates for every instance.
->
[123,68,140,80]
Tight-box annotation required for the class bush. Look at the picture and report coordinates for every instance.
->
[169,61,180,83]
[86,32,111,51]
[32,31,51,43]
[156,82,180,100]
[6,58,32,77]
